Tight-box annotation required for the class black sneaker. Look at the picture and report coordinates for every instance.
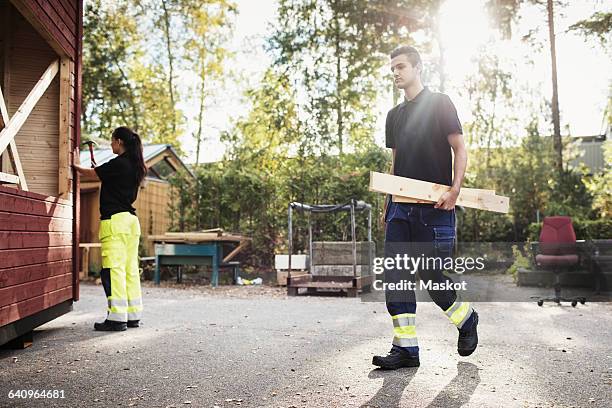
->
[94,320,127,331]
[458,311,478,356]
[127,320,140,328]
[372,347,420,370]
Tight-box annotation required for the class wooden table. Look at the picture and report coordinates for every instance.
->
[149,232,250,287]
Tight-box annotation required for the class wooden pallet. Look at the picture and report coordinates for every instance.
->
[286,274,373,297]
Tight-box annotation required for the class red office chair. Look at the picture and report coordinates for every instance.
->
[534,216,585,306]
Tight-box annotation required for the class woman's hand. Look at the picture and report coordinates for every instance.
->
[73,163,100,180]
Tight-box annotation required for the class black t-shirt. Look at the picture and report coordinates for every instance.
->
[94,154,139,219]
[385,87,462,186]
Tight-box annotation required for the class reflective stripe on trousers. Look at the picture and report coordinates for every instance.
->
[100,212,143,323]
[391,313,418,348]
[445,301,473,329]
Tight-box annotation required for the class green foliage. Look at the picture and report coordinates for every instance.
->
[583,140,612,218]
[569,12,612,45]
[168,150,390,268]
[268,0,426,154]
[82,0,235,151]
[527,218,612,242]
[506,244,531,281]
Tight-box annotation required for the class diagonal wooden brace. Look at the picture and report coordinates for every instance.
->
[0,59,59,156]
[0,86,28,190]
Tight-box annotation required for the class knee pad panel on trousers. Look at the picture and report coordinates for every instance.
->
[100,268,112,297]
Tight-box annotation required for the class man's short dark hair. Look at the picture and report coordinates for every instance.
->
[390,45,422,68]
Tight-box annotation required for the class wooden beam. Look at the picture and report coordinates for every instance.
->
[0,59,59,156]
[393,187,496,204]
[392,196,435,204]
[0,172,20,184]
[222,240,250,263]
[58,57,71,198]
[0,85,28,190]
[370,171,510,214]
[7,140,27,190]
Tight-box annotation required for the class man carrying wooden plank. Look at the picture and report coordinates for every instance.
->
[372,45,478,370]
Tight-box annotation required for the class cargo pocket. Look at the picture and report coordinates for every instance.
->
[433,226,455,257]
[101,240,126,269]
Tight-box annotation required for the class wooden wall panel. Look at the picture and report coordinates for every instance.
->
[0,211,73,232]
[0,272,72,307]
[10,0,76,57]
[1,246,72,269]
[0,1,81,336]
[0,260,71,288]
[5,5,60,197]
[0,189,72,218]
[0,286,72,326]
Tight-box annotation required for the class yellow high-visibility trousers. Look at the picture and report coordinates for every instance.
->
[99,212,143,322]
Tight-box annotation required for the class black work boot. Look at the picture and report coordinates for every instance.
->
[127,320,140,328]
[458,311,479,356]
[94,320,127,331]
[372,347,420,369]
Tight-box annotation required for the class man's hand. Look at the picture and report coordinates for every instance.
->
[434,188,459,211]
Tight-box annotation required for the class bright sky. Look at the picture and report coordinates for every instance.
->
[182,0,611,164]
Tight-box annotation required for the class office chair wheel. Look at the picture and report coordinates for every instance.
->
[579,298,586,304]
[537,300,544,307]
[571,300,577,307]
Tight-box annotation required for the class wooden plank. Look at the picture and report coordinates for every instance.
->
[34,0,77,47]
[0,185,71,205]
[48,0,76,26]
[7,140,28,190]
[222,240,250,263]
[149,233,248,243]
[0,260,71,288]
[0,211,72,232]
[0,272,72,307]
[11,0,75,57]
[392,187,495,203]
[392,191,509,213]
[370,171,509,214]
[0,231,72,249]
[58,57,70,198]
[0,190,73,218]
[0,246,72,269]
[78,243,101,249]
[0,59,59,156]
[0,285,72,326]
[0,172,19,184]
[37,0,76,39]
[1,83,29,190]
[287,274,313,285]
[73,0,83,301]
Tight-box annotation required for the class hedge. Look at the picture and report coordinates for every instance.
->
[527,218,612,241]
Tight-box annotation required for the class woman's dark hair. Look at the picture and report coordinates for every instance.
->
[112,126,147,186]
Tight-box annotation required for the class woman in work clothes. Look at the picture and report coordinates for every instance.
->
[74,127,147,331]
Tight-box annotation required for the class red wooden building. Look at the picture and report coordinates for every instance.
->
[0,0,82,346]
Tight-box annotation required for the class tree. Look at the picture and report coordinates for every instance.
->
[83,0,183,147]
[182,0,236,166]
[268,0,426,155]
[82,0,141,139]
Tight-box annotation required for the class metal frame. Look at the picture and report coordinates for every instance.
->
[287,199,372,281]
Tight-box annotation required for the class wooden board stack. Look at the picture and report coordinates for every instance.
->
[369,171,510,214]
